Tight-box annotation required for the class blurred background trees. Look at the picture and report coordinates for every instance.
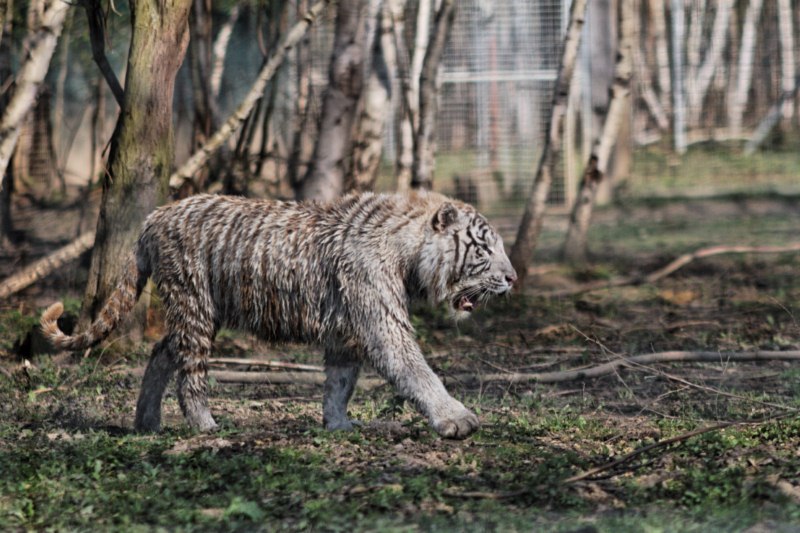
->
[1,0,799,296]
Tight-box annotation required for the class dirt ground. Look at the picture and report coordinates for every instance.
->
[1,191,799,530]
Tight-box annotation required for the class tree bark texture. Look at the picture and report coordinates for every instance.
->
[347,0,400,193]
[776,0,795,120]
[686,0,733,127]
[509,0,588,287]
[395,0,431,191]
[410,0,455,190]
[0,0,11,45]
[729,0,763,137]
[81,0,192,329]
[298,0,370,202]
[210,4,239,101]
[287,0,314,194]
[561,0,634,265]
[0,0,69,191]
[647,0,671,113]
[670,0,686,153]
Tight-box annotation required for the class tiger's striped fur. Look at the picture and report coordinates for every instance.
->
[41,191,516,438]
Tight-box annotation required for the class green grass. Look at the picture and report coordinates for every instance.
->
[2,345,800,531]
[3,192,800,530]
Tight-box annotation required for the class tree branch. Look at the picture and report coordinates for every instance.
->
[169,0,329,191]
[124,350,800,391]
[0,230,95,298]
[564,411,794,484]
[81,0,124,107]
[467,350,800,384]
[542,243,800,298]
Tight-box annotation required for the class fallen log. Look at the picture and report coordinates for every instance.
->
[0,231,95,299]
[127,350,800,388]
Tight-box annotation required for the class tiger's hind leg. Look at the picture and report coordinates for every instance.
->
[134,335,180,433]
[156,286,219,432]
[323,344,362,431]
[175,330,218,432]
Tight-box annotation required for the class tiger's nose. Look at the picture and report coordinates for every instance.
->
[505,270,518,286]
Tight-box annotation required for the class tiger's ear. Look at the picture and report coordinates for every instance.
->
[432,202,459,232]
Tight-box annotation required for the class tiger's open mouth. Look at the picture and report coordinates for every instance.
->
[455,295,476,313]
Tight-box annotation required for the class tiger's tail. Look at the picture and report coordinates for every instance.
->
[40,255,148,351]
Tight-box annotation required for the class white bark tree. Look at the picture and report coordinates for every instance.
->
[298,0,371,201]
[410,0,455,190]
[686,0,733,127]
[729,0,764,137]
[509,0,589,286]
[0,0,70,191]
[776,0,795,120]
[648,0,671,113]
[561,0,634,265]
[395,0,431,191]
[348,0,403,192]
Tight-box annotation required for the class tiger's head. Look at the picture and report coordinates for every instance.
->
[418,199,517,318]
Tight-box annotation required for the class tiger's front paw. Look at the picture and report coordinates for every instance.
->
[431,405,480,439]
[325,418,363,432]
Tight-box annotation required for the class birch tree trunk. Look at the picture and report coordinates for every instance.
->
[298,0,370,201]
[348,0,401,192]
[684,0,705,105]
[776,0,795,120]
[509,0,588,287]
[670,0,686,153]
[648,0,671,113]
[210,4,240,101]
[729,0,764,137]
[410,0,455,190]
[80,0,192,332]
[395,0,431,191]
[0,0,69,191]
[686,0,733,127]
[561,0,634,265]
[288,0,314,193]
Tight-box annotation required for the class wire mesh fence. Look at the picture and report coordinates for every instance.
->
[30,0,800,214]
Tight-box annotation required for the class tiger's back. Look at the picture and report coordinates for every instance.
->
[139,193,438,343]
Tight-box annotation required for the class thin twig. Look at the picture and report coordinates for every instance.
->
[542,243,800,298]
[208,357,323,372]
[469,350,800,384]
[564,412,792,484]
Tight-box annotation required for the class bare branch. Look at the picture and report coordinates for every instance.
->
[470,351,800,384]
[208,358,323,372]
[169,0,328,191]
[542,242,800,298]
[0,231,94,298]
[0,0,70,186]
[81,0,124,107]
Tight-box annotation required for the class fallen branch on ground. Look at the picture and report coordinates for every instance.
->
[468,350,800,384]
[208,358,322,372]
[0,231,95,299]
[542,243,800,298]
[127,367,385,390]
[564,411,794,484]
[127,350,799,389]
